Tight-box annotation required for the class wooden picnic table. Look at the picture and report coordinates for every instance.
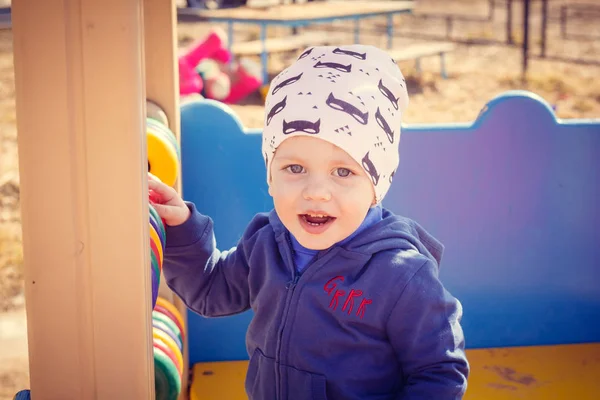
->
[182,1,415,22]
[180,1,415,83]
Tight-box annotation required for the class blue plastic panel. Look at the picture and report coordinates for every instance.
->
[180,91,600,364]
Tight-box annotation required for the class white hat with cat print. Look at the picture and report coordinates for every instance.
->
[262,44,409,204]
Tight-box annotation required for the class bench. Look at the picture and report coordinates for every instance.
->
[231,30,344,89]
[230,30,343,57]
[246,0,298,9]
[388,41,455,79]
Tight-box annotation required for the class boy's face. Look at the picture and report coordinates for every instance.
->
[269,136,375,250]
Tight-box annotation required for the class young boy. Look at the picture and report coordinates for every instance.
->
[149,44,469,399]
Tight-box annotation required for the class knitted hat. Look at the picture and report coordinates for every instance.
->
[262,44,409,203]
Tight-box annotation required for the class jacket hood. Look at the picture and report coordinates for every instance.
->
[346,208,443,268]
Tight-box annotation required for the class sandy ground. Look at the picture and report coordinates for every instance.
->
[0,307,28,400]
[0,0,599,397]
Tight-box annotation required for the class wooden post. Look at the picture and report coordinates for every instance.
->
[540,0,548,58]
[506,0,513,44]
[12,0,154,398]
[144,0,181,134]
[522,0,530,82]
[143,1,190,398]
[560,5,568,39]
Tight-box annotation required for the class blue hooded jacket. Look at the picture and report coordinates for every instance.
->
[163,203,469,400]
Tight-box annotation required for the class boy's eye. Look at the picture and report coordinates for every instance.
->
[286,164,304,174]
[334,168,353,178]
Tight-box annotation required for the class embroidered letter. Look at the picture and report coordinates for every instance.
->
[356,298,373,319]
[342,289,363,314]
[324,276,344,295]
[329,289,346,310]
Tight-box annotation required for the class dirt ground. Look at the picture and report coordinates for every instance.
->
[0,0,599,397]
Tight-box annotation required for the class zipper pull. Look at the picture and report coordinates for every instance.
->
[285,275,299,289]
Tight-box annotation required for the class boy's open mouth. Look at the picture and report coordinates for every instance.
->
[301,213,335,225]
[299,213,336,234]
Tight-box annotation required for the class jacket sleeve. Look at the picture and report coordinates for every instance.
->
[161,202,265,317]
[387,260,469,399]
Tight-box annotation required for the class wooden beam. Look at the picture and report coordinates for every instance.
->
[12,0,154,398]
[143,1,189,398]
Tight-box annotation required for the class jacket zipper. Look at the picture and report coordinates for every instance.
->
[276,234,333,399]
[275,234,298,400]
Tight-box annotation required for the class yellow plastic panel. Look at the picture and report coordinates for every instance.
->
[465,343,600,399]
[189,343,600,399]
[190,360,249,400]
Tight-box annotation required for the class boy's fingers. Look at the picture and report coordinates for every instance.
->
[151,202,168,216]
[152,203,175,219]
[148,172,162,182]
[152,203,187,226]
[148,179,177,199]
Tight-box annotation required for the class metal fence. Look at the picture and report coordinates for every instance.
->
[396,0,600,77]
[558,2,600,40]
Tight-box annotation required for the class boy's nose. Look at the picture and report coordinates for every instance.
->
[302,180,332,202]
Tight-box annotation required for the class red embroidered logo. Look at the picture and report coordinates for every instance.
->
[324,276,373,319]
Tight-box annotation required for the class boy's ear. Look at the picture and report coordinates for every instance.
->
[268,184,273,197]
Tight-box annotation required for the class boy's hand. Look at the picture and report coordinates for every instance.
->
[148,174,190,226]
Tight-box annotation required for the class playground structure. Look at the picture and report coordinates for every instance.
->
[8,0,600,400]
[179,90,600,399]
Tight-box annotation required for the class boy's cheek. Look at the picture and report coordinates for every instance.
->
[269,183,292,203]
[271,176,299,193]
